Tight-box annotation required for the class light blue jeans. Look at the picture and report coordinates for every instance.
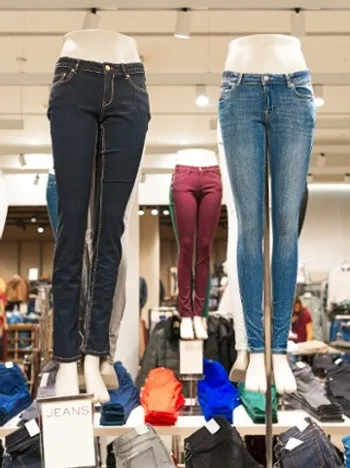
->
[219,70,315,354]
[344,435,350,468]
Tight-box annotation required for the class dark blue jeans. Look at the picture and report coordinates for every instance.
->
[46,172,59,238]
[48,57,149,361]
[4,425,41,467]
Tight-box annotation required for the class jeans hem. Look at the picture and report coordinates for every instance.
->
[272,349,287,355]
[249,348,265,354]
[84,349,109,357]
[53,354,81,363]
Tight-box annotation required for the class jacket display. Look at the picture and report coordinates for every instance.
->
[140,368,185,425]
[136,315,236,391]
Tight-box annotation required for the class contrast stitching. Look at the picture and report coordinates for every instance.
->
[103,73,115,107]
[53,354,81,362]
[82,124,106,351]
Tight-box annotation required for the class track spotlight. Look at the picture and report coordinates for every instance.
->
[174,8,192,39]
[196,85,209,107]
[37,227,44,234]
[162,209,170,216]
[151,209,159,216]
[30,216,37,223]
[313,85,325,108]
[19,154,26,168]
[307,173,314,184]
[140,173,147,184]
[345,173,350,183]
[34,174,40,185]
[82,8,100,29]
[290,9,306,37]
[138,209,145,216]
[317,153,327,168]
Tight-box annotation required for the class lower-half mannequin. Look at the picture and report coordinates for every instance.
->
[219,34,315,394]
[48,30,149,402]
[0,170,8,240]
[171,149,222,340]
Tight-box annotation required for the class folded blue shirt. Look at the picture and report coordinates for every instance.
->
[198,360,241,424]
[0,363,32,426]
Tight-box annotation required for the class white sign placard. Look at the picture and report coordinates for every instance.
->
[41,397,95,468]
[180,340,203,375]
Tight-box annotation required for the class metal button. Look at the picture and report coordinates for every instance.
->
[105,64,111,71]
[263,75,269,82]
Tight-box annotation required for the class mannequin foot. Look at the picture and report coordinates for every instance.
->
[84,355,110,403]
[55,363,79,397]
[273,354,297,395]
[193,316,208,340]
[245,354,267,393]
[180,317,194,340]
[100,360,119,390]
[229,350,249,382]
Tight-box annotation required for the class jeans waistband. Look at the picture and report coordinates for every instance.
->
[114,424,157,449]
[175,165,220,174]
[55,57,145,77]
[185,418,235,451]
[222,70,310,86]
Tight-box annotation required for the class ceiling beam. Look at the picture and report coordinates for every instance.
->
[2,0,350,10]
[1,73,350,87]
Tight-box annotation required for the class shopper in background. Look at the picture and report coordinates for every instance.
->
[291,297,313,343]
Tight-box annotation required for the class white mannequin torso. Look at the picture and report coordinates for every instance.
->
[60,29,141,63]
[225,34,307,74]
[176,149,218,167]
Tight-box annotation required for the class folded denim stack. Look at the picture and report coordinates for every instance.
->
[285,363,343,422]
[275,417,343,467]
[113,424,176,467]
[184,416,262,468]
[4,423,41,467]
[0,363,32,426]
[141,368,185,425]
[100,361,140,426]
[343,435,350,468]
[198,360,240,423]
[326,360,350,418]
[238,382,278,424]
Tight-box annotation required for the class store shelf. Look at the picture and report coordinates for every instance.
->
[2,406,350,439]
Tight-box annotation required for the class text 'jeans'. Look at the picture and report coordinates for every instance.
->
[48,57,150,361]
[219,71,315,353]
[171,165,222,317]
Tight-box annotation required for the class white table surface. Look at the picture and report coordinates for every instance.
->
[2,405,350,438]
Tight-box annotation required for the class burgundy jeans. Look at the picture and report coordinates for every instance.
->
[171,165,222,317]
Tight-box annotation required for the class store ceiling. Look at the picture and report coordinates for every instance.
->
[0,2,349,183]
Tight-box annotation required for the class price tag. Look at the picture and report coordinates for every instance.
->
[205,419,221,435]
[40,373,50,388]
[296,419,309,432]
[135,424,149,436]
[25,419,40,438]
[296,361,306,369]
[5,362,14,369]
[40,397,95,468]
[285,438,304,451]
[335,358,343,365]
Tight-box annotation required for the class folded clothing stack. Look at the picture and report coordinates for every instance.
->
[184,416,262,468]
[100,361,140,426]
[4,423,41,467]
[238,382,278,424]
[198,359,240,424]
[0,363,32,427]
[285,362,343,422]
[113,424,176,467]
[275,417,343,467]
[325,360,350,418]
[141,368,185,425]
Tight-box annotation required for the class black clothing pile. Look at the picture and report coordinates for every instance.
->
[325,360,350,418]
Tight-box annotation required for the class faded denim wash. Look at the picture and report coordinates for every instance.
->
[48,57,149,361]
[219,70,315,353]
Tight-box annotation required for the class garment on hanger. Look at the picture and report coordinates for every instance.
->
[327,264,350,310]
[170,165,222,318]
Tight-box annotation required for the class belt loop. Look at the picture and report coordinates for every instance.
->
[121,63,130,80]
[73,60,80,74]
[236,73,243,87]
[285,74,292,88]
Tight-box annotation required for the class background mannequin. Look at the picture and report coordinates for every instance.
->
[50,29,149,403]
[0,170,8,240]
[219,34,315,394]
[171,149,222,340]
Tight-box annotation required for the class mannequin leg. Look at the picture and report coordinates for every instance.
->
[218,140,249,381]
[245,354,267,393]
[55,363,79,396]
[171,173,198,335]
[84,355,110,403]
[272,355,297,394]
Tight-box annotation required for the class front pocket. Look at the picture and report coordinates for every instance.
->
[125,74,148,95]
[292,82,314,101]
[120,446,157,467]
[51,68,76,90]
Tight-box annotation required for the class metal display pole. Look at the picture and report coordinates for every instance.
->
[264,159,273,468]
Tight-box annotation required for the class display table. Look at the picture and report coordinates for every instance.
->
[2,405,350,439]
